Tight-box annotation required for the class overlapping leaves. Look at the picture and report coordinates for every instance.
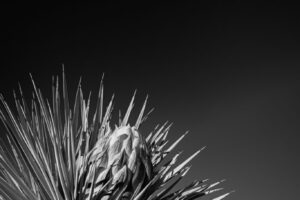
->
[0,71,232,200]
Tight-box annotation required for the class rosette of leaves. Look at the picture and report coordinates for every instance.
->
[0,70,232,200]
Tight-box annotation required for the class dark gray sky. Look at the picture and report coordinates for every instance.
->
[1,1,300,199]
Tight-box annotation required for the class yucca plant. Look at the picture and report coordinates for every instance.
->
[0,69,232,200]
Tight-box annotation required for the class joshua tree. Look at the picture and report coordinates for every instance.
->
[0,70,231,200]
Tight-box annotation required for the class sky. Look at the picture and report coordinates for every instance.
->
[1,1,300,200]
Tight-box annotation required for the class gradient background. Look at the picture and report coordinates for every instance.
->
[1,1,300,200]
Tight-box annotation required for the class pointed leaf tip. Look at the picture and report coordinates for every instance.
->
[173,147,205,174]
[212,191,232,200]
